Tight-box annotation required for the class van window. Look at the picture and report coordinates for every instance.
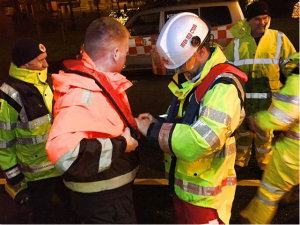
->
[127,12,160,36]
[165,9,198,22]
[200,6,232,27]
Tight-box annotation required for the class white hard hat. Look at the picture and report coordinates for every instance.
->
[156,12,210,70]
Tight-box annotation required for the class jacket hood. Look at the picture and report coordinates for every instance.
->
[168,45,227,100]
[230,18,271,39]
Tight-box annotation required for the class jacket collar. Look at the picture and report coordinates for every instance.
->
[230,18,271,39]
[9,63,48,85]
[168,45,227,100]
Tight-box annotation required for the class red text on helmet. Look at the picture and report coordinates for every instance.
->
[180,24,197,48]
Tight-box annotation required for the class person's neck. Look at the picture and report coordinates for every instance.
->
[251,32,263,39]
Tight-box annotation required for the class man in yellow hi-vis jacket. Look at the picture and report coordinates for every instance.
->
[240,52,299,224]
[224,1,296,170]
[136,12,247,224]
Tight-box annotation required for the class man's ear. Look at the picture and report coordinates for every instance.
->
[111,48,120,62]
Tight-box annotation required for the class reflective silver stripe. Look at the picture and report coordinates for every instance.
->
[234,58,279,66]
[257,147,271,154]
[0,139,16,148]
[269,105,295,125]
[19,108,28,123]
[234,38,239,61]
[97,138,113,172]
[200,106,231,126]
[158,123,173,155]
[5,166,21,179]
[16,133,48,145]
[272,92,299,105]
[20,161,54,173]
[284,130,299,140]
[206,142,236,158]
[274,32,283,60]
[0,83,23,106]
[246,93,272,99]
[260,180,286,195]
[0,121,16,130]
[55,144,80,175]
[63,168,137,193]
[81,89,94,108]
[237,144,251,151]
[192,119,220,150]
[256,192,280,206]
[280,52,298,66]
[17,114,52,129]
[175,176,236,196]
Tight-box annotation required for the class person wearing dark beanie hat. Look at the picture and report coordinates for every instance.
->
[0,38,75,223]
[246,1,270,21]
[12,38,47,68]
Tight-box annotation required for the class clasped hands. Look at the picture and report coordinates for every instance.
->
[135,113,158,136]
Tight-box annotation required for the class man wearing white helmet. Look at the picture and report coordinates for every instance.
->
[136,12,248,224]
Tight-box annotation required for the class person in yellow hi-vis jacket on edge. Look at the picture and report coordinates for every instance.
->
[224,1,296,171]
[240,52,299,224]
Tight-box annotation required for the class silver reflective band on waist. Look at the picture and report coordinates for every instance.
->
[284,130,299,140]
[63,168,137,193]
[246,93,272,99]
[5,166,21,179]
[20,161,54,173]
[175,176,236,196]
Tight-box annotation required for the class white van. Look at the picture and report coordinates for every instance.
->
[124,0,244,75]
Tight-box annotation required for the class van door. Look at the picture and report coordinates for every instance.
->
[125,11,161,71]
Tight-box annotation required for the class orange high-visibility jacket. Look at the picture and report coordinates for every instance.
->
[46,52,139,194]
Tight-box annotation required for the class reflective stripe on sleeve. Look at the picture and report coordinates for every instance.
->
[63,168,137,193]
[256,192,280,206]
[96,138,113,172]
[246,93,272,99]
[200,106,231,126]
[0,121,16,130]
[272,92,299,105]
[192,119,220,150]
[269,105,296,125]
[0,83,23,106]
[81,89,94,108]
[17,114,52,129]
[20,161,54,173]
[260,180,287,195]
[158,123,173,155]
[5,166,21,179]
[284,130,299,140]
[174,176,236,196]
[205,142,236,158]
[54,144,80,175]
[16,133,49,145]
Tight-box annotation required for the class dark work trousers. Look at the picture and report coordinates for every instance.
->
[72,185,136,224]
[27,176,73,224]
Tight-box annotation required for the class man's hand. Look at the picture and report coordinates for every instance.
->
[135,117,152,137]
[137,113,158,123]
[121,127,138,152]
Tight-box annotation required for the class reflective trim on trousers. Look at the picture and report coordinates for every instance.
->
[19,161,54,173]
[63,168,137,193]
[174,176,236,196]
[237,144,251,151]
[257,147,271,154]
[246,93,272,99]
